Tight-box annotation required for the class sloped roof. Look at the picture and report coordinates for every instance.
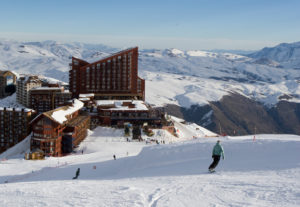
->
[31,99,84,125]
[74,47,138,69]
[50,99,84,124]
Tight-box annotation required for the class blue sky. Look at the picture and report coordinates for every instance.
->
[0,0,299,50]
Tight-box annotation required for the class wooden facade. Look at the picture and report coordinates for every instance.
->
[30,100,90,156]
[30,115,65,156]
[62,115,90,153]
[69,47,145,100]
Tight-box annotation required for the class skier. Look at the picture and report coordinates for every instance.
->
[208,140,224,172]
[73,168,80,179]
[113,154,116,160]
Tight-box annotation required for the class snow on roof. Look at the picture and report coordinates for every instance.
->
[79,98,90,101]
[37,75,68,85]
[96,100,148,111]
[31,87,63,91]
[51,99,84,124]
[79,93,94,98]
[0,107,34,112]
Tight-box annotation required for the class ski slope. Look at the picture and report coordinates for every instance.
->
[0,125,300,207]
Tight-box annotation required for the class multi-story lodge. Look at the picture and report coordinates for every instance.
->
[30,86,72,113]
[0,107,36,153]
[69,47,145,101]
[0,70,17,98]
[96,100,162,127]
[17,75,42,107]
[30,99,90,156]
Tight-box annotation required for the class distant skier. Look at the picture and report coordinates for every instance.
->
[113,154,116,160]
[208,140,224,172]
[73,168,80,179]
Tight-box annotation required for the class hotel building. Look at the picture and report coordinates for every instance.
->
[30,86,72,113]
[69,47,145,101]
[0,107,36,153]
[17,75,42,107]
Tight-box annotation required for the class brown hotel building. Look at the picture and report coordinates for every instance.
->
[69,47,145,100]
[30,87,72,113]
[0,107,36,153]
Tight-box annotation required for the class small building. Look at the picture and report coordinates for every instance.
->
[0,107,36,153]
[96,100,162,127]
[17,75,42,107]
[25,148,45,160]
[30,99,89,156]
[0,70,17,98]
[30,86,72,113]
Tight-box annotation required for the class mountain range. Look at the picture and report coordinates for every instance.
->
[0,40,300,135]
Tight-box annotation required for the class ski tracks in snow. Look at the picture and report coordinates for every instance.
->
[1,170,299,207]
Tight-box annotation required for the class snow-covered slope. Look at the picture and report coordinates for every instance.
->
[0,125,299,207]
[1,40,300,108]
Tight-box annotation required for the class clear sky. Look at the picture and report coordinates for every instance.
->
[0,0,299,50]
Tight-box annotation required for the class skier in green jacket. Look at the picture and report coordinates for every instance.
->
[208,140,224,172]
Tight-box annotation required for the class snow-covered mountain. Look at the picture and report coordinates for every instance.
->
[0,40,116,82]
[1,40,300,135]
[248,41,300,69]
[139,48,300,107]
[1,40,299,108]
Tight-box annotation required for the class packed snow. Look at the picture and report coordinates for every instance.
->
[0,120,299,206]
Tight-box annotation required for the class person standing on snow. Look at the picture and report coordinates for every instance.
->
[208,140,224,172]
[73,168,80,179]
